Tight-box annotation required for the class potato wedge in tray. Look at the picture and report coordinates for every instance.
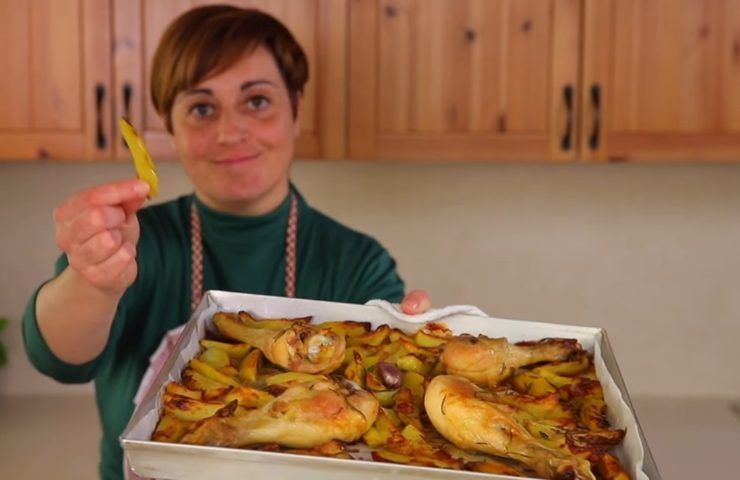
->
[152,311,630,480]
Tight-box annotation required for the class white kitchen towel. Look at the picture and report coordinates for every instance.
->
[365,299,487,323]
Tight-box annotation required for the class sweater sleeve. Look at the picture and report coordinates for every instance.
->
[22,235,150,384]
[22,255,102,383]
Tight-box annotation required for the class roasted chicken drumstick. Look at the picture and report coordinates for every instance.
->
[214,313,346,374]
[181,377,379,448]
[425,375,595,480]
[442,335,578,388]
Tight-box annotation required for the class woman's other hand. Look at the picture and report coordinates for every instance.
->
[54,179,150,295]
[400,289,431,315]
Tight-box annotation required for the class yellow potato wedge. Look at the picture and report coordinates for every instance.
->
[494,391,575,422]
[199,339,251,360]
[189,358,240,387]
[164,381,202,400]
[152,412,190,443]
[343,350,366,388]
[596,452,631,480]
[181,368,233,400]
[321,320,371,338]
[393,387,423,430]
[347,324,391,347]
[162,392,227,422]
[218,386,274,409]
[534,351,591,377]
[199,347,230,369]
[512,370,559,396]
[371,389,398,408]
[238,349,262,383]
[396,354,432,376]
[414,329,449,348]
[264,371,326,386]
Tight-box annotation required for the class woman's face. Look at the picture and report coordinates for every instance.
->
[170,46,300,215]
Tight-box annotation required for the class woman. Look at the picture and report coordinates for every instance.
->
[22,6,429,480]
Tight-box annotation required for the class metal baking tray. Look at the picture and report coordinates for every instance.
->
[121,291,661,480]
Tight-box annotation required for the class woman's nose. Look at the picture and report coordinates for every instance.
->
[216,110,249,144]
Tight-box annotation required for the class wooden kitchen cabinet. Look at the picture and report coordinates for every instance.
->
[348,0,582,161]
[582,0,740,162]
[0,0,346,161]
[3,0,739,162]
[0,0,112,161]
[349,0,740,162]
[113,0,347,161]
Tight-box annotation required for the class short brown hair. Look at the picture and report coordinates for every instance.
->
[150,5,309,132]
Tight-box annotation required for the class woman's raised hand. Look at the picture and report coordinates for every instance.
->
[53,179,150,295]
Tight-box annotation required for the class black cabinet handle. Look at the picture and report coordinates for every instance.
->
[95,84,106,150]
[561,85,574,151]
[589,83,601,150]
[123,83,133,119]
[122,83,133,147]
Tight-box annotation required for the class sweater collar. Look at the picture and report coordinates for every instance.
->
[192,185,305,250]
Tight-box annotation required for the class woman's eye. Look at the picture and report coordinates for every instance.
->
[189,103,214,118]
[247,95,270,111]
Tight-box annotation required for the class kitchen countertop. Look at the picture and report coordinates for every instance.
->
[633,396,739,479]
[1,394,737,479]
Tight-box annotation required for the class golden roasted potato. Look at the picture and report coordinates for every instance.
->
[199,339,251,360]
[152,312,631,480]
[162,392,230,422]
[238,349,262,383]
[152,412,191,443]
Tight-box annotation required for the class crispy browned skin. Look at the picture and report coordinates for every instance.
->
[214,314,346,374]
[181,378,379,448]
[425,375,595,480]
[441,335,579,388]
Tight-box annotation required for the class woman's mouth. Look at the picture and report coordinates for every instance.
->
[215,153,260,165]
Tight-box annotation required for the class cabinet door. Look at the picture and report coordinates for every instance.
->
[0,0,112,161]
[113,0,346,161]
[348,0,581,161]
[582,0,740,162]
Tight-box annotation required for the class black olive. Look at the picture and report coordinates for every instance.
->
[376,361,403,389]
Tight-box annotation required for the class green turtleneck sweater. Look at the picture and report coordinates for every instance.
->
[22,188,404,480]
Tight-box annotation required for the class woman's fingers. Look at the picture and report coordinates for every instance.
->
[56,205,127,250]
[76,241,138,292]
[122,197,147,216]
[66,229,124,268]
[400,289,431,315]
[54,179,149,222]
[53,179,148,293]
[120,209,141,244]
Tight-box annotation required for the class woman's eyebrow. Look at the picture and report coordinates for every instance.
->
[241,79,277,90]
[179,80,276,99]
[181,87,213,97]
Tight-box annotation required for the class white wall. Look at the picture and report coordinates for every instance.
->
[1,160,738,399]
